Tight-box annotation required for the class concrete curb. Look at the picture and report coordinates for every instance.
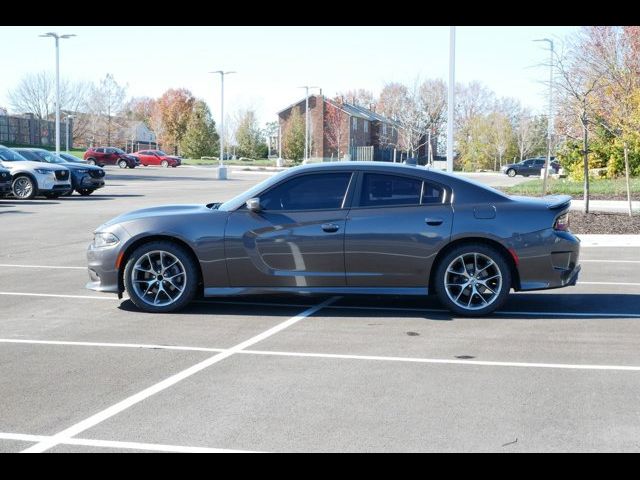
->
[577,234,640,247]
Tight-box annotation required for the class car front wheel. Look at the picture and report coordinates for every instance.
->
[507,169,516,177]
[434,244,511,316]
[118,160,128,169]
[12,175,36,200]
[124,241,199,313]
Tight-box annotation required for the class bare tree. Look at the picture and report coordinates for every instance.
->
[325,100,346,159]
[336,88,375,108]
[88,74,127,146]
[419,79,447,157]
[553,40,605,213]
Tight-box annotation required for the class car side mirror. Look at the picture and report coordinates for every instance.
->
[246,197,262,212]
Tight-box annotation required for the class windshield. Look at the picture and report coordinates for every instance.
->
[155,150,167,156]
[113,148,126,154]
[31,150,67,164]
[219,169,292,211]
[0,147,28,162]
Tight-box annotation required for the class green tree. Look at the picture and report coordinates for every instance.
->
[235,110,265,159]
[282,107,305,163]
[180,100,219,159]
[154,88,195,155]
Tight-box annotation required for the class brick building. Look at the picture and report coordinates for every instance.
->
[277,94,401,162]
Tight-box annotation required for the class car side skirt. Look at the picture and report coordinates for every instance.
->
[204,286,429,297]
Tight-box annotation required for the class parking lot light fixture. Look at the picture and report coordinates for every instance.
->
[66,114,75,153]
[210,70,236,180]
[39,32,76,156]
[298,86,320,163]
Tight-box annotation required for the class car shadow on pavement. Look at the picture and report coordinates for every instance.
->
[118,293,640,321]
[105,173,245,182]
[65,194,145,200]
[0,200,60,205]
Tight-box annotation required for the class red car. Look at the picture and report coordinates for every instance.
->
[133,150,182,168]
[83,147,139,169]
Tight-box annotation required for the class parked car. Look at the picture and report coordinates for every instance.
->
[0,165,11,197]
[84,147,139,169]
[501,157,560,177]
[0,145,72,199]
[58,152,88,164]
[132,150,182,168]
[87,161,580,316]
[14,148,106,196]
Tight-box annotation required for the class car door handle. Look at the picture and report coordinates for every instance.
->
[322,223,340,233]
[425,218,443,226]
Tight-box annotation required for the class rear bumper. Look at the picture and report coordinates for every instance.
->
[514,229,581,291]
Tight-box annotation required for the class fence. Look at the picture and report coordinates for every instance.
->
[349,145,374,161]
[0,114,71,148]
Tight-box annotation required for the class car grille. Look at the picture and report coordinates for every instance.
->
[89,169,105,179]
[55,170,69,181]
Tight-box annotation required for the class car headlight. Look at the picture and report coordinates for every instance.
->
[35,168,54,175]
[93,232,120,248]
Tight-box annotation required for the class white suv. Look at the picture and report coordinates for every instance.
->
[0,145,72,199]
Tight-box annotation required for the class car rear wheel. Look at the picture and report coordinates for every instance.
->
[118,160,128,169]
[124,241,199,313]
[161,160,169,168]
[87,159,96,166]
[507,169,516,177]
[12,175,36,200]
[434,244,511,317]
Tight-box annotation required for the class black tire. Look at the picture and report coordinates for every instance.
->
[78,189,94,196]
[124,240,199,313]
[434,244,512,317]
[507,169,516,177]
[12,175,37,200]
[87,158,96,166]
[129,164,136,169]
[118,160,129,169]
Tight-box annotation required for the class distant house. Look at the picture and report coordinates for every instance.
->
[277,94,401,162]
[123,121,157,152]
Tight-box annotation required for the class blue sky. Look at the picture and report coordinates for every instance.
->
[0,26,579,125]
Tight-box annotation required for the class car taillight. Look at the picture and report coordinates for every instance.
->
[554,213,570,231]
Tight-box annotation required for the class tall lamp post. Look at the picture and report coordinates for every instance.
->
[298,85,319,163]
[447,26,456,173]
[39,32,76,156]
[210,70,236,180]
[534,38,554,196]
[65,114,75,153]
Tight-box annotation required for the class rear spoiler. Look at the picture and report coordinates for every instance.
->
[544,194,572,210]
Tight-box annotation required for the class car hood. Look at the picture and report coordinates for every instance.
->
[509,194,572,210]
[99,204,216,230]
[64,163,103,172]
[0,160,69,171]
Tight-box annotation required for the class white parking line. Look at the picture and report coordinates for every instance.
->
[21,296,339,453]
[0,432,256,453]
[5,338,640,373]
[241,349,640,372]
[581,260,640,264]
[0,264,86,270]
[0,338,224,353]
[579,281,640,286]
[0,292,115,300]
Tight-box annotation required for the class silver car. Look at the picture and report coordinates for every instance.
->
[87,162,580,316]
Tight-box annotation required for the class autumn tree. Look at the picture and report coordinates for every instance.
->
[235,110,266,159]
[124,97,156,127]
[180,100,219,159]
[154,89,195,154]
[282,106,305,163]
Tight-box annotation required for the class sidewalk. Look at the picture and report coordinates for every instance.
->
[570,199,640,213]
[577,234,640,247]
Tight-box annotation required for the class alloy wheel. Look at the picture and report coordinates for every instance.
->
[131,250,187,307]
[13,177,34,199]
[444,252,502,311]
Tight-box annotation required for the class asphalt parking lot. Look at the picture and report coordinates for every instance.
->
[1,165,639,452]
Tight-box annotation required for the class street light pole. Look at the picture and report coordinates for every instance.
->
[298,86,319,163]
[210,70,236,180]
[447,26,456,173]
[534,38,554,196]
[39,32,76,156]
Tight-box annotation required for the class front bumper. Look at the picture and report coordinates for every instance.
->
[513,229,581,291]
[72,173,105,190]
[86,238,124,294]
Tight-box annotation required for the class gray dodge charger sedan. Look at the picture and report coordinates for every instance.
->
[87,162,580,316]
